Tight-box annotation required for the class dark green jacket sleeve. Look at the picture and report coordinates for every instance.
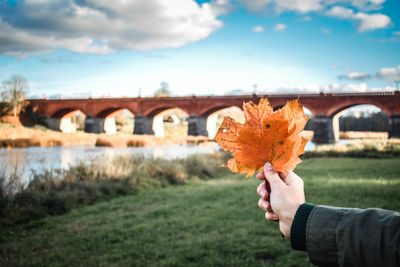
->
[296,205,400,267]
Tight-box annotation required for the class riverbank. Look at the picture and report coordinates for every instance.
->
[0,123,391,149]
[303,138,400,158]
[0,152,231,228]
[1,157,399,266]
[0,124,210,148]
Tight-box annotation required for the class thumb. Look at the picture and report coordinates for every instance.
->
[264,163,284,189]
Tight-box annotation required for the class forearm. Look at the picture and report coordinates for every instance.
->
[291,204,400,267]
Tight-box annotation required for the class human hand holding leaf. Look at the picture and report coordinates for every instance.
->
[214,98,309,178]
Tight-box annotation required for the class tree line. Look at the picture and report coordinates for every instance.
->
[339,112,389,132]
[305,112,389,132]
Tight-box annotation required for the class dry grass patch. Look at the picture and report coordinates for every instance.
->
[0,123,214,148]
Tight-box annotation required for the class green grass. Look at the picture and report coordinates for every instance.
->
[1,158,400,266]
[0,153,230,227]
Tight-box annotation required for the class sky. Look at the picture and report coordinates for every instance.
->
[0,0,399,98]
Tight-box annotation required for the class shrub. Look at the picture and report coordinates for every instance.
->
[95,138,113,147]
[41,192,67,215]
[302,139,400,159]
[0,152,230,228]
[0,138,41,148]
[127,139,145,147]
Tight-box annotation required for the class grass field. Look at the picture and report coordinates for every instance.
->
[1,158,400,266]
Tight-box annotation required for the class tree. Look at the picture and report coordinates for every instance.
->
[1,75,29,117]
[154,81,171,97]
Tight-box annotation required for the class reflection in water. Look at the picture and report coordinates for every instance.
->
[0,144,220,183]
[304,139,351,151]
[0,140,349,183]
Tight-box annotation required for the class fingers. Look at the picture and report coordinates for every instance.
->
[283,171,304,187]
[258,198,278,221]
[265,210,279,221]
[264,163,285,188]
[257,181,269,200]
[258,198,270,211]
[278,171,290,183]
[256,170,265,180]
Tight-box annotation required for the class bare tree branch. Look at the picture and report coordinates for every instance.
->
[1,75,29,117]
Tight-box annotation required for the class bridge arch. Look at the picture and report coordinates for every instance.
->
[204,106,245,139]
[144,105,190,118]
[95,107,136,118]
[89,107,136,135]
[331,104,389,141]
[327,100,390,117]
[152,108,189,137]
[199,104,242,118]
[47,108,87,133]
[133,105,190,136]
[51,108,85,118]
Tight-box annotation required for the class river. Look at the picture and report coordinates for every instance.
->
[0,144,221,182]
[0,140,346,183]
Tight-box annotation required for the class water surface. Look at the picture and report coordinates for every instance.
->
[0,144,220,182]
[0,139,350,182]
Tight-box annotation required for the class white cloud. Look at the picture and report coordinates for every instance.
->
[235,1,390,32]
[354,12,391,32]
[336,66,400,83]
[338,72,371,81]
[321,27,332,34]
[262,82,384,94]
[325,6,391,32]
[274,23,287,31]
[0,19,113,57]
[236,0,386,14]
[393,31,400,36]
[352,0,385,10]
[252,26,265,32]
[369,0,385,4]
[323,0,385,11]
[326,6,355,18]
[302,16,313,21]
[235,0,322,14]
[320,82,368,92]
[0,0,230,57]
[376,66,400,80]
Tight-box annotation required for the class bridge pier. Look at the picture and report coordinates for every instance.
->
[84,116,105,134]
[312,115,336,144]
[47,117,61,131]
[36,115,61,131]
[188,115,208,137]
[389,114,400,138]
[133,115,154,135]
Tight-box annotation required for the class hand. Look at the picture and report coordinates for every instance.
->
[256,163,305,238]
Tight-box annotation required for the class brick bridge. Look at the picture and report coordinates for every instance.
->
[29,91,400,144]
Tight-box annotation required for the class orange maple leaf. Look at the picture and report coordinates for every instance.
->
[214,98,309,178]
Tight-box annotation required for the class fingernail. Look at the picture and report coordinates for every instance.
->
[265,163,274,171]
[261,202,268,210]
[260,189,266,197]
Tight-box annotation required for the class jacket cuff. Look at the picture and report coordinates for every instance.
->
[290,203,315,251]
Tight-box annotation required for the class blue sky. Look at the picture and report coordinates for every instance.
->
[0,0,399,98]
